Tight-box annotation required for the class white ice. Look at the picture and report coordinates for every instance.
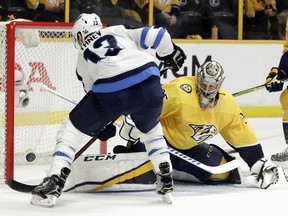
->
[1,118,288,216]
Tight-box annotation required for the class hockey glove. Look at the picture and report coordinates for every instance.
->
[245,160,288,189]
[156,43,186,72]
[97,123,116,141]
[265,67,286,92]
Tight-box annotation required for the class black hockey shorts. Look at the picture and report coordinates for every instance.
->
[69,75,164,136]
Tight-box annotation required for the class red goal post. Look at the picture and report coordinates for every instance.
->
[0,21,108,184]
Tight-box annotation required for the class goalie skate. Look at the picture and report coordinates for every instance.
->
[156,162,173,204]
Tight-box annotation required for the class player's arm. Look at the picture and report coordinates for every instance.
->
[127,26,186,71]
[265,19,288,92]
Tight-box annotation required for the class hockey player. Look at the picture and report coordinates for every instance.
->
[118,60,288,189]
[30,13,186,207]
[265,17,288,165]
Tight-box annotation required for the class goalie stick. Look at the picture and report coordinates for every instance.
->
[167,147,242,174]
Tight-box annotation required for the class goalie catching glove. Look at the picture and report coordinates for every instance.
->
[245,159,288,189]
[265,67,287,92]
[156,43,186,72]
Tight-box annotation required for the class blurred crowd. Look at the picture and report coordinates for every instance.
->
[0,0,288,40]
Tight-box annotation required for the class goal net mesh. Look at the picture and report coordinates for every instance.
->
[0,21,103,183]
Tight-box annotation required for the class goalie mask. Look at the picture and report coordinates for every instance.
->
[196,61,225,109]
[72,13,103,49]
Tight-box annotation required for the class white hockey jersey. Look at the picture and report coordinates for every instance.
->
[75,25,175,93]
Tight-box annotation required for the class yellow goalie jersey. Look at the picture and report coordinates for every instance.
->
[160,76,259,150]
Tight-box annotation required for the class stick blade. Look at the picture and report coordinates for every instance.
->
[7,179,38,193]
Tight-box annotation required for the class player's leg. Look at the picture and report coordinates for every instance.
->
[271,88,288,164]
[129,76,173,200]
[31,91,119,207]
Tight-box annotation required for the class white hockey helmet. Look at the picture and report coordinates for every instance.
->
[196,60,225,109]
[71,13,103,49]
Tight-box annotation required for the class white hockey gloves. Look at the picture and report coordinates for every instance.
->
[245,159,288,189]
[156,43,186,72]
[265,67,287,92]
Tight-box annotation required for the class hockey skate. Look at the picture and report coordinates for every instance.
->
[156,162,173,204]
[30,167,70,207]
[271,147,288,168]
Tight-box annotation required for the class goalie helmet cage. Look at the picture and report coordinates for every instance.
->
[0,21,105,184]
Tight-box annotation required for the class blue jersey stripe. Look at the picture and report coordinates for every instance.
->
[92,66,160,93]
[152,28,166,49]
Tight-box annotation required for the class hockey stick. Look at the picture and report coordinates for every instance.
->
[232,84,265,97]
[167,147,242,174]
[232,78,288,97]
[40,85,78,105]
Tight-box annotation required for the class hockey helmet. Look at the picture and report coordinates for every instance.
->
[72,13,103,49]
[196,60,225,109]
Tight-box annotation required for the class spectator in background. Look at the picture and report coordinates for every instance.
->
[70,0,144,27]
[0,0,7,21]
[276,0,288,39]
[25,0,64,22]
[134,0,188,39]
[201,0,238,39]
[244,0,281,39]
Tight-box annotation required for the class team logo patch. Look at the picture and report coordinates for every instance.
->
[180,84,192,93]
[189,124,217,143]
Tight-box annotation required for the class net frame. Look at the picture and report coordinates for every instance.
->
[0,21,76,183]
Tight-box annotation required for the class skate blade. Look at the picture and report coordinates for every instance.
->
[161,193,172,204]
[30,194,57,208]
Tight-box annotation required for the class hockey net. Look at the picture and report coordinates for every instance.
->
[0,21,110,184]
